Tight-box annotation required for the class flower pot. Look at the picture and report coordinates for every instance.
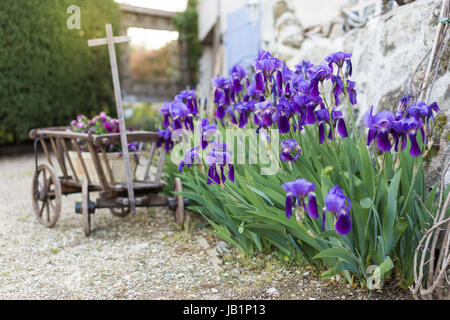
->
[68,151,138,184]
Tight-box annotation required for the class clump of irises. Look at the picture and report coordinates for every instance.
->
[364,97,440,156]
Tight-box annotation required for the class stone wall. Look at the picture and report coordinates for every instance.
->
[269,0,449,186]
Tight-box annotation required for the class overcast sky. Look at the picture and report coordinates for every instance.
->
[114,0,188,50]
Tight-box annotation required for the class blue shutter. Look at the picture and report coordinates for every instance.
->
[225,6,261,70]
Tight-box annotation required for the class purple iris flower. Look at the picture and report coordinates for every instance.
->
[280,139,301,162]
[275,98,295,133]
[169,99,190,131]
[156,128,174,151]
[324,185,352,235]
[255,101,276,128]
[253,49,283,74]
[201,118,217,150]
[406,101,440,136]
[346,80,357,105]
[159,102,171,127]
[294,94,322,126]
[290,73,311,95]
[308,64,332,97]
[397,95,412,113]
[281,65,294,95]
[229,64,246,93]
[325,51,352,75]
[294,60,314,78]
[211,76,235,108]
[315,107,331,144]
[282,178,318,219]
[364,106,395,151]
[176,89,198,117]
[253,49,283,94]
[402,116,424,157]
[178,146,201,172]
[331,109,348,139]
[331,75,344,106]
[234,101,256,128]
[391,117,409,152]
[206,142,234,185]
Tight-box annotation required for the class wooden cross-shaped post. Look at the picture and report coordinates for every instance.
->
[88,24,136,214]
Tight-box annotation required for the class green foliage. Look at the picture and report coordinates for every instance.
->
[125,102,163,132]
[164,122,436,289]
[173,0,201,86]
[0,0,120,143]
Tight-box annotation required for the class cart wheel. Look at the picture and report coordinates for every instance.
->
[174,177,185,227]
[31,162,62,228]
[109,207,131,217]
[82,180,91,236]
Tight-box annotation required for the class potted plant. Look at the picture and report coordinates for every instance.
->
[68,112,140,184]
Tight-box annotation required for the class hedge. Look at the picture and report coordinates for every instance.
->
[0,0,120,143]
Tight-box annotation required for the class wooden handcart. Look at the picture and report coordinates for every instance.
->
[29,127,185,236]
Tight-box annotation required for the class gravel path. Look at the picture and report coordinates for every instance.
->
[0,153,412,300]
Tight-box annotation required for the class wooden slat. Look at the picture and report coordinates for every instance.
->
[99,144,115,185]
[36,129,90,140]
[72,138,91,184]
[144,142,156,182]
[56,138,68,178]
[154,148,167,183]
[86,141,109,191]
[49,137,68,180]
[93,131,158,147]
[60,138,79,182]
[40,138,53,166]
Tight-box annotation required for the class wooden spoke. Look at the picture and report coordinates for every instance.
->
[45,202,50,222]
[39,200,46,217]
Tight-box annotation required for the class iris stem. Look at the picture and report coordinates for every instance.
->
[343,78,356,141]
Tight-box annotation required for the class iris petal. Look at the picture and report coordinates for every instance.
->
[376,131,392,151]
[409,133,421,157]
[319,123,325,144]
[322,209,326,231]
[278,115,290,133]
[255,72,265,92]
[337,118,348,138]
[335,213,352,235]
[228,164,235,182]
[307,194,318,219]
[285,195,293,219]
